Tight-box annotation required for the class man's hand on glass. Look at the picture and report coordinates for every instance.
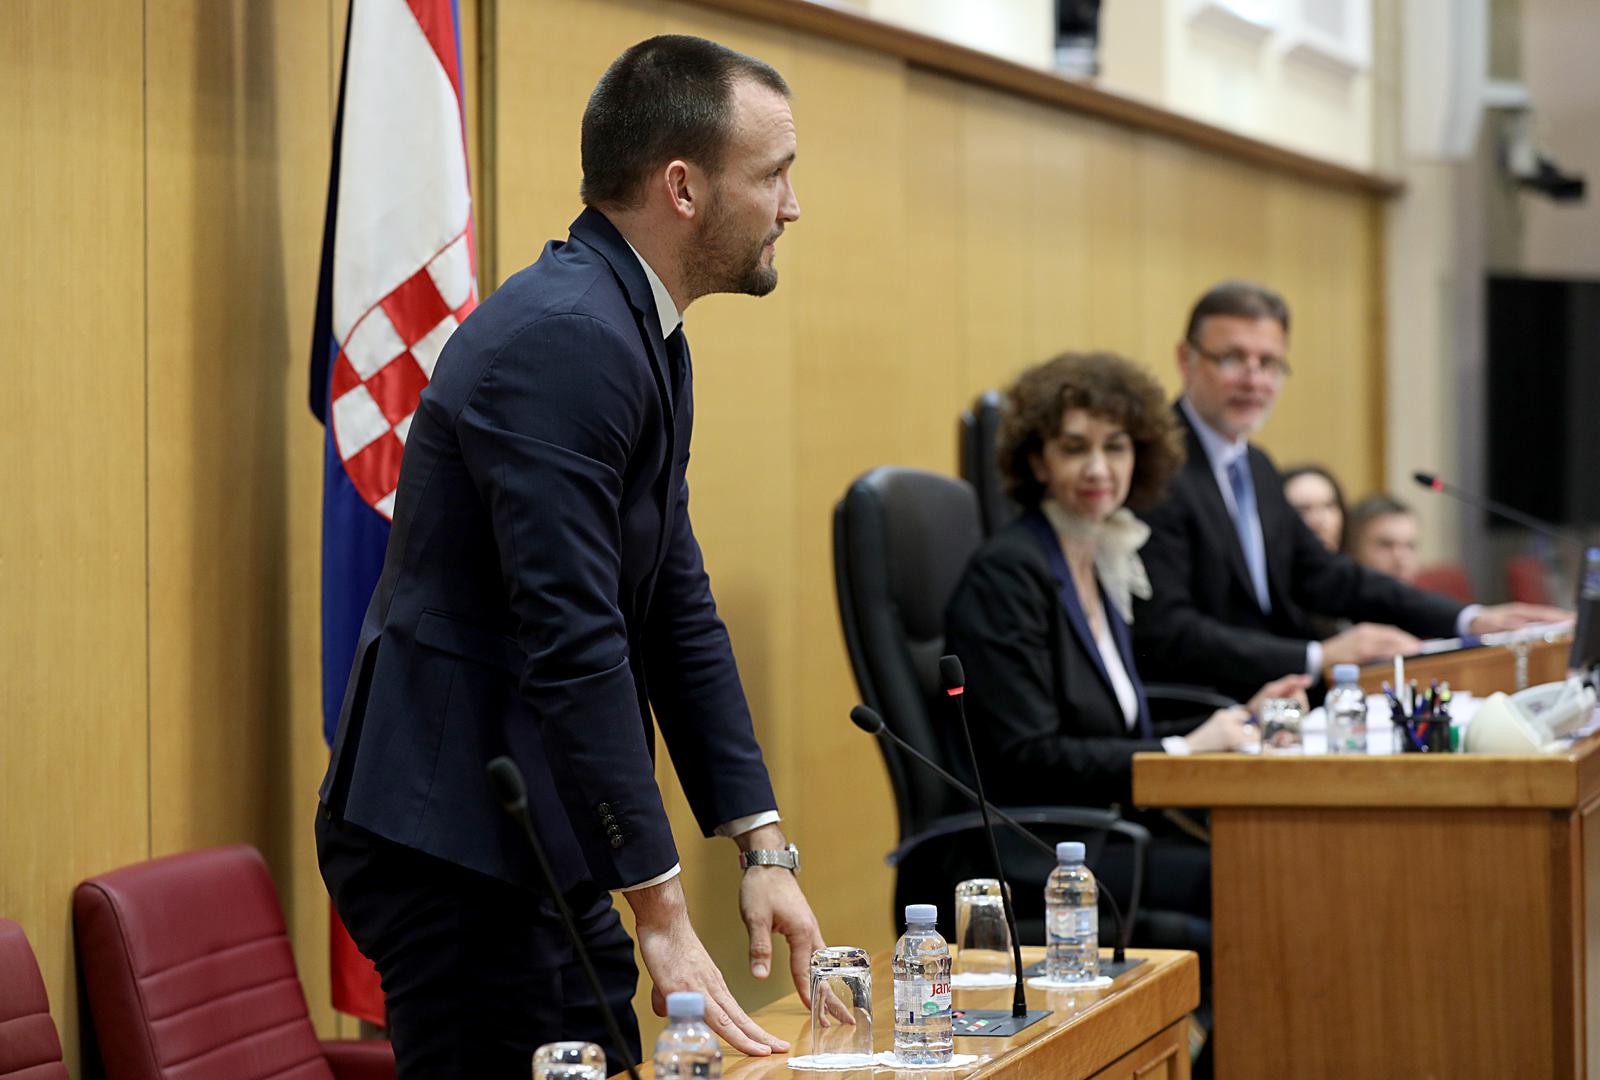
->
[736,824,826,1006]
[624,876,790,1056]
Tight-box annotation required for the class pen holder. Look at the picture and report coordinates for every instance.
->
[1398,720,1454,753]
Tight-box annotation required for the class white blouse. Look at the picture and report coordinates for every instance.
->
[1093,621,1141,730]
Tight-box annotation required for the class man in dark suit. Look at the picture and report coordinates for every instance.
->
[1132,280,1564,701]
[316,36,822,1077]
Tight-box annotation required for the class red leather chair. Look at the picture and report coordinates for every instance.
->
[1414,561,1474,603]
[1506,554,1553,605]
[0,918,69,1080]
[73,846,394,1080]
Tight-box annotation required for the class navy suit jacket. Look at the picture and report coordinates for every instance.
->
[943,510,1194,809]
[1132,404,1463,700]
[320,208,777,892]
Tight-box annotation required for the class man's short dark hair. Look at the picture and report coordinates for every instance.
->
[1344,492,1414,553]
[1184,279,1291,342]
[580,35,789,209]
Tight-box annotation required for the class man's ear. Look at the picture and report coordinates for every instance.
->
[664,159,697,221]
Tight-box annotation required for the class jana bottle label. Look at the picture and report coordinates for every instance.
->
[894,977,951,1021]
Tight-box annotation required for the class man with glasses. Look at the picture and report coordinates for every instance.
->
[1130,280,1561,700]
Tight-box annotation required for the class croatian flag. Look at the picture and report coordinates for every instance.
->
[309,0,477,1023]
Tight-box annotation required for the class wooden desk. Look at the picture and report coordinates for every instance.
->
[1352,632,1573,696]
[618,948,1199,1079]
[1134,733,1600,1078]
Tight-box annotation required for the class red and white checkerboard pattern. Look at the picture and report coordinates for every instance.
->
[331,230,476,519]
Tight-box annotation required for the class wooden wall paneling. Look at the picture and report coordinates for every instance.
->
[143,0,347,1035]
[1254,181,1380,489]
[295,0,353,1038]
[491,0,662,291]
[958,86,1033,399]
[902,71,969,451]
[1081,126,1144,358]
[1024,110,1095,378]
[1131,138,1192,385]
[0,3,149,1073]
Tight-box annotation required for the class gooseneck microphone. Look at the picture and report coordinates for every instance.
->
[939,655,1028,1020]
[848,704,1128,964]
[486,757,642,1080]
[1413,471,1585,549]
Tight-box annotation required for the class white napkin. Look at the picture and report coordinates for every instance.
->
[785,1051,984,1072]
[1026,974,1113,990]
[786,1052,879,1071]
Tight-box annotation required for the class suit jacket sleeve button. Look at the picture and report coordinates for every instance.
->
[596,802,611,815]
[610,835,625,849]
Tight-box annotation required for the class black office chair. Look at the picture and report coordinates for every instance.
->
[832,466,1148,944]
[958,390,1019,538]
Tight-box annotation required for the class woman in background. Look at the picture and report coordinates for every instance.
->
[1282,463,1347,553]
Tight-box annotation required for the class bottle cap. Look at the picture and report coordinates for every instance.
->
[904,903,938,925]
[1332,663,1360,684]
[665,991,704,1020]
[1057,841,1085,864]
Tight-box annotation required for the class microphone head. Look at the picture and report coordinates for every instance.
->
[486,756,528,810]
[1413,471,1442,491]
[849,705,885,734]
[939,654,966,690]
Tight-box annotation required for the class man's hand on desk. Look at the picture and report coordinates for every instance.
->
[736,824,826,1006]
[1322,622,1421,666]
[624,876,789,1056]
[1467,603,1572,635]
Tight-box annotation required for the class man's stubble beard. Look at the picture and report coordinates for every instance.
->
[682,192,779,300]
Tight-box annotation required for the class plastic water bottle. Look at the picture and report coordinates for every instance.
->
[1325,663,1368,754]
[1045,842,1099,982]
[892,903,953,1064]
[654,990,721,1078]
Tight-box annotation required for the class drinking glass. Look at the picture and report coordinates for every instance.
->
[953,878,1012,978]
[808,946,873,1056]
[1259,697,1304,753]
[532,1041,605,1080]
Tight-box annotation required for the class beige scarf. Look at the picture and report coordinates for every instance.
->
[1039,498,1152,623]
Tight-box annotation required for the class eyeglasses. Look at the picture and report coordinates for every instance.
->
[1187,341,1292,381]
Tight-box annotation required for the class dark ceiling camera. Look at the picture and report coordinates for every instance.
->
[1517,155,1586,202]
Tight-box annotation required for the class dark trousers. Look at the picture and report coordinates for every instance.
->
[316,808,642,1078]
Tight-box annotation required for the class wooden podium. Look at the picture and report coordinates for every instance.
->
[619,947,1198,1079]
[1134,725,1600,1078]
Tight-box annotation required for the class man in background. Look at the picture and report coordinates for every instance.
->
[1345,493,1422,584]
[1132,280,1563,701]
[317,36,822,1077]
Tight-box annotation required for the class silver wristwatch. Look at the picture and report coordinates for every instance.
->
[739,842,800,874]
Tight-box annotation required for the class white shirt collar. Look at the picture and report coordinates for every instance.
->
[1179,395,1247,469]
[623,239,682,342]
